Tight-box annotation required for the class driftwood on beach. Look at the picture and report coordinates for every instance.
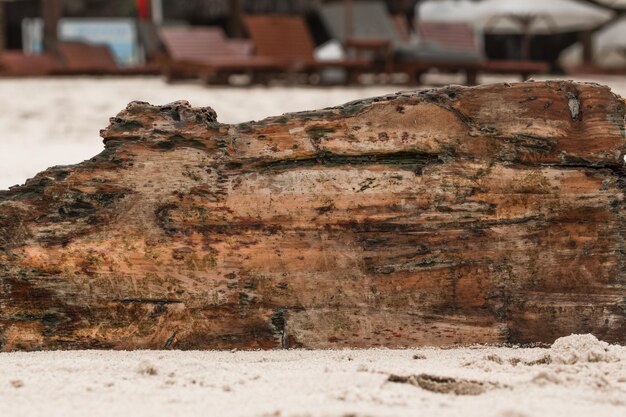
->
[0,81,625,351]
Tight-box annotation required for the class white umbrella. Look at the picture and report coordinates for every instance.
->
[474,0,614,59]
[560,15,626,69]
[417,0,480,24]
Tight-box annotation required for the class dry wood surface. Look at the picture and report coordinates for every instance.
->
[1,81,625,350]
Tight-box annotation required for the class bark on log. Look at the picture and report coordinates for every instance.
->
[1,81,625,351]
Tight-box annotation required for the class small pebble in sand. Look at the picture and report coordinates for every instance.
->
[11,379,24,388]
[486,354,504,364]
[532,371,562,386]
[137,361,158,376]
[388,374,496,396]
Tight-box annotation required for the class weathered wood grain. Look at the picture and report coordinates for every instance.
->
[1,81,625,351]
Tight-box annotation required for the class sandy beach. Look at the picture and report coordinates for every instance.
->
[1,335,625,417]
[1,75,625,417]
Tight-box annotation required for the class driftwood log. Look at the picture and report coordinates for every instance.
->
[1,81,625,351]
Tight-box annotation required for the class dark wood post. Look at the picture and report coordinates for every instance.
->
[580,29,593,65]
[0,2,6,53]
[520,18,532,60]
[42,0,63,53]
[229,0,244,37]
[344,0,353,40]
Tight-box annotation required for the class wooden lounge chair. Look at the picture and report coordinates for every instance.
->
[52,41,119,75]
[0,42,118,77]
[416,22,550,81]
[158,26,281,84]
[0,42,158,77]
[244,15,372,84]
[0,51,58,76]
[318,1,483,85]
[564,64,626,76]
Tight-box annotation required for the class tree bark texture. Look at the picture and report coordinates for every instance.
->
[1,81,625,351]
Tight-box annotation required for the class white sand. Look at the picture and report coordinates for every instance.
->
[0,335,624,417]
[1,76,626,416]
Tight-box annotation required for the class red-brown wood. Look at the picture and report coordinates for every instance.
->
[0,81,625,351]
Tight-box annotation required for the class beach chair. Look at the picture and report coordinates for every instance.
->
[0,43,117,77]
[52,42,119,75]
[158,26,281,84]
[55,41,160,76]
[318,1,484,85]
[0,42,158,77]
[0,51,58,76]
[417,22,550,81]
[244,15,372,84]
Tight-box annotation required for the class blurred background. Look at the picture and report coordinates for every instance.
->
[1,0,626,189]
